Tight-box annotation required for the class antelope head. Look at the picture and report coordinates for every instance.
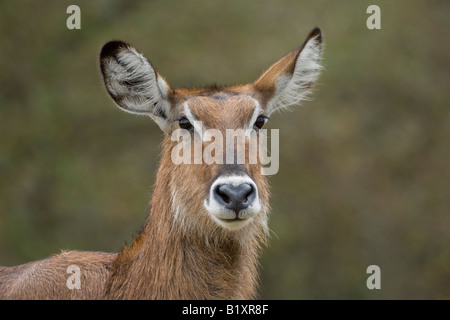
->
[99,28,323,240]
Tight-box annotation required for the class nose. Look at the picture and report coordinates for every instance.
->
[214,183,256,214]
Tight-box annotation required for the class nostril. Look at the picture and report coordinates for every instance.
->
[216,186,231,204]
[240,184,254,203]
[214,185,233,206]
[237,184,253,206]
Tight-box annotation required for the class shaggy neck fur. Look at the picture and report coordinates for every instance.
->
[105,147,264,300]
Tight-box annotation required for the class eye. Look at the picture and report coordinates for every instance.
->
[253,115,268,130]
[178,117,194,132]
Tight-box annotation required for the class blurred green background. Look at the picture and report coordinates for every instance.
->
[0,0,449,299]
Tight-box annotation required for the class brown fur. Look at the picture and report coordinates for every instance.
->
[0,28,322,299]
[0,90,269,301]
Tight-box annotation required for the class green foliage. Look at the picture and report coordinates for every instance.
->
[0,0,449,299]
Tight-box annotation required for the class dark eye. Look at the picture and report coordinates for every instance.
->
[178,117,193,132]
[253,115,268,130]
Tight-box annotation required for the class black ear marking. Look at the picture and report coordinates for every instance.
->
[305,27,322,44]
[100,41,129,60]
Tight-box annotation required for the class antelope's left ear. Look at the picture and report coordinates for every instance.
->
[253,27,323,115]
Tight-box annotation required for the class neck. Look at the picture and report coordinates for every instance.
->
[106,165,263,299]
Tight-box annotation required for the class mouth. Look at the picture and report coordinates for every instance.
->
[218,216,248,223]
[211,214,254,230]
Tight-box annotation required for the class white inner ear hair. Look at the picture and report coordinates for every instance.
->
[105,46,170,118]
[268,36,323,115]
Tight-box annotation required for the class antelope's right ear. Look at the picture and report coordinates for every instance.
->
[100,41,172,132]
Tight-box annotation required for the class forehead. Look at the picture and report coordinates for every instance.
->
[183,95,258,129]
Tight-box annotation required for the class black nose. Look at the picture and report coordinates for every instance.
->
[214,183,256,214]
